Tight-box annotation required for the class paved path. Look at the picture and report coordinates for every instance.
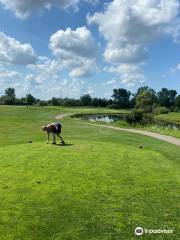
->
[55,113,180,146]
[79,122,180,146]
[55,113,71,119]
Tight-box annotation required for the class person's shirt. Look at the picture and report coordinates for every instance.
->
[46,123,60,132]
[46,123,57,132]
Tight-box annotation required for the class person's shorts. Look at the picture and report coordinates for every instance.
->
[54,123,61,134]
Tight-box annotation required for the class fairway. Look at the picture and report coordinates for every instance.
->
[0,106,179,240]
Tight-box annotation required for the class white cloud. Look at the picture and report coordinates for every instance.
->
[49,27,98,78]
[171,63,180,73]
[0,66,23,96]
[104,45,147,64]
[107,79,116,85]
[24,57,85,99]
[28,56,62,83]
[88,0,180,85]
[107,64,145,87]
[176,64,180,70]
[0,69,21,80]
[0,0,98,19]
[84,86,96,96]
[48,78,83,99]
[0,32,37,65]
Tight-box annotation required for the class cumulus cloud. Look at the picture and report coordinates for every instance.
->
[25,74,84,99]
[49,27,98,78]
[0,69,21,80]
[107,64,145,87]
[88,0,180,85]
[47,78,83,99]
[0,65,23,96]
[107,79,116,85]
[170,63,180,73]
[24,56,84,99]
[0,0,99,19]
[84,86,96,96]
[28,56,62,83]
[0,32,37,65]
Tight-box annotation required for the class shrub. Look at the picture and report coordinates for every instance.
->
[142,113,154,125]
[38,100,48,107]
[153,107,169,115]
[108,104,121,109]
[124,110,143,124]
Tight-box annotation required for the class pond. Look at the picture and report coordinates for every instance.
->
[153,119,180,130]
[81,113,180,129]
[82,114,125,123]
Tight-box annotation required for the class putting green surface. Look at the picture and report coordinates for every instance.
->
[0,106,179,239]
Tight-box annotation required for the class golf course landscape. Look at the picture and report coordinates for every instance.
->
[0,105,179,240]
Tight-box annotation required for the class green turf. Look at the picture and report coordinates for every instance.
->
[111,120,180,139]
[155,112,180,125]
[0,106,179,239]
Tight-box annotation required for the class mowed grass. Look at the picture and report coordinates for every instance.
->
[155,112,180,125]
[0,106,179,240]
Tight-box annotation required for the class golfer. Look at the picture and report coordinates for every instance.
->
[42,122,65,144]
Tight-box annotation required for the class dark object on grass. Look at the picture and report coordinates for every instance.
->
[139,145,143,149]
[36,181,42,184]
[29,140,32,143]
[55,143,73,147]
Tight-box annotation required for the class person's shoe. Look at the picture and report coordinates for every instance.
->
[52,142,56,145]
[61,141,65,145]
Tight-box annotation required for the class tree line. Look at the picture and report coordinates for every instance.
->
[0,87,180,112]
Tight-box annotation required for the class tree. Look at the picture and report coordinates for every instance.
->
[169,90,177,106]
[136,90,155,112]
[26,94,36,105]
[92,97,99,107]
[4,88,16,105]
[157,88,177,108]
[51,97,59,106]
[91,98,108,107]
[98,98,108,107]
[112,88,131,108]
[136,86,157,103]
[5,88,15,98]
[38,100,48,106]
[80,94,92,106]
[175,95,180,109]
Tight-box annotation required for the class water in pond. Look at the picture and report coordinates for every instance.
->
[82,114,180,129]
[83,114,124,123]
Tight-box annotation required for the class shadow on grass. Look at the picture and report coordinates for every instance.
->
[55,143,74,147]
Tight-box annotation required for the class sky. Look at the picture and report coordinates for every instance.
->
[0,0,180,99]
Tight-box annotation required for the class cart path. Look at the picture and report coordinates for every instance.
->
[79,122,180,146]
[55,113,180,146]
[55,113,71,119]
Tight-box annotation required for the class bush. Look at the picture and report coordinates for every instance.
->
[108,104,121,109]
[124,110,143,124]
[174,107,180,112]
[38,100,48,107]
[153,107,169,115]
[142,113,154,125]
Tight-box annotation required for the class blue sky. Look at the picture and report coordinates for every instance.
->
[0,0,179,99]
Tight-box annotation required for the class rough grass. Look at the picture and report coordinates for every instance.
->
[0,106,179,239]
[155,112,180,125]
[113,120,180,139]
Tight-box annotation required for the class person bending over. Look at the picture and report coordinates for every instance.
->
[42,122,65,144]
